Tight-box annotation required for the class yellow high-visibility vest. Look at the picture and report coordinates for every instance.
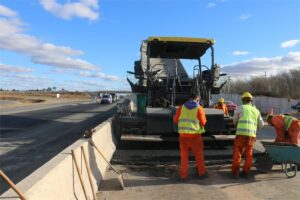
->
[236,105,260,137]
[282,115,297,130]
[178,105,205,134]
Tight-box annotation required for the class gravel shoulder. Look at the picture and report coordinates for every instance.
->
[0,91,92,114]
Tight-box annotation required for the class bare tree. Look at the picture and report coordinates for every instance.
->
[222,69,300,99]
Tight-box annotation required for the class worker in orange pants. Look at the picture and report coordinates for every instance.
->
[232,135,256,177]
[174,93,207,180]
[231,92,264,178]
[267,114,300,145]
[289,120,300,144]
[179,135,206,179]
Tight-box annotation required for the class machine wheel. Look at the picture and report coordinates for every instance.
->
[255,153,274,173]
[282,163,297,178]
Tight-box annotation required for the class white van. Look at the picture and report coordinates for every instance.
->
[101,94,112,104]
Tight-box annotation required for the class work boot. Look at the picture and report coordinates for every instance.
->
[230,172,239,179]
[179,177,187,182]
[198,172,208,180]
[240,171,250,179]
[177,175,187,182]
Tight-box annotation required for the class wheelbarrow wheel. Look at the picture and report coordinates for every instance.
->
[282,163,297,178]
[255,153,273,173]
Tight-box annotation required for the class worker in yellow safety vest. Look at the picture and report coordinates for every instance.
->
[267,114,300,145]
[231,92,264,178]
[173,93,207,181]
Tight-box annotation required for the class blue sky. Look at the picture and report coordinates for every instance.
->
[0,0,299,91]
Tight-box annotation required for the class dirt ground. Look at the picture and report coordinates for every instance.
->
[97,122,300,200]
[97,164,300,200]
[0,91,91,108]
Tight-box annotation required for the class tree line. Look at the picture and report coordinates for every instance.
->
[0,87,67,92]
[222,68,300,99]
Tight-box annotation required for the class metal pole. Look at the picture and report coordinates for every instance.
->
[210,46,215,67]
[146,41,151,106]
[198,58,202,100]
[209,45,215,107]
[228,76,231,94]
[173,59,178,106]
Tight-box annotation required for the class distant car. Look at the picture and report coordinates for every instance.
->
[101,94,112,104]
[93,96,101,102]
[224,100,237,116]
[291,102,300,112]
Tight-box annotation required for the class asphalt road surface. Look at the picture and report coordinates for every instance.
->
[0,101,118,194]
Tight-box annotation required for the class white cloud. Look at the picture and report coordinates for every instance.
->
[281,39,300,48]
[66,79,130,91]
[73,79,104,87]
[0,73,52,90]
[15,74,45,81]
[232,51,250,56]
[238,14,251,20]
[0,5,98,70]
[223,52,300,77]
[0,18,24,36]
[0,63,33,73]
[80,71,119,81]
[40,0,99,21]
[0,4,17,17]
[207,2,216,8]
[207,0,227,9]
[1,73,49,83]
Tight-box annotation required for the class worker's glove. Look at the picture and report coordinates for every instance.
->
[284,130,289,138]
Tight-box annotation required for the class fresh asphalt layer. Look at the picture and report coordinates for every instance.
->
[0,101,118,194]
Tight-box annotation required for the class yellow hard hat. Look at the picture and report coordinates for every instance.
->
[218,98,224,103]
[241,92,253,100]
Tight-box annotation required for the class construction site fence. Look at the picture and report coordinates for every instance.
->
[212,94,300,115]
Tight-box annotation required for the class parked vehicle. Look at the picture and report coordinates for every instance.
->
[93,96,101,102]
[101,94,112,104]
[291,102,300,112]
[224,100,237,116]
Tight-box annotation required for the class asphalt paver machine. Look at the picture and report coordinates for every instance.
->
[122,37,234,138]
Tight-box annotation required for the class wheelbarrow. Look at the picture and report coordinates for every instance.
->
[255,141,300,178]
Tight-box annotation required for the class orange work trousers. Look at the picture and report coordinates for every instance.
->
[179,134,206,179]
[232,135,256,176]
[288,120,300,145]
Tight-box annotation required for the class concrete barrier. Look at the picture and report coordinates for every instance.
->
[1,116,120,200]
